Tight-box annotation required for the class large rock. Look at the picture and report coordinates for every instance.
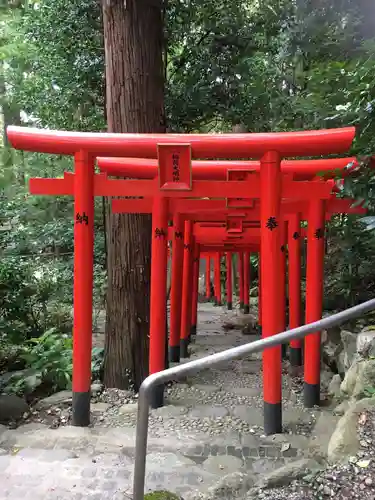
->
[193,472,254,500]
[340,358,361,396]
[327,397,375,463]
[341,358,375,399]
[34,390,72,410]
[357,328,375,357]
[321,328,343,373]
[222,314,259,335]
[0,368,39,391]
[0,394,29,422]
[255,458,322,488]
[328,374,342,398]
[340,330,358,371]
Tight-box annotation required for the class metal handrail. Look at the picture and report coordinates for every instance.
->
[133,298,375,500]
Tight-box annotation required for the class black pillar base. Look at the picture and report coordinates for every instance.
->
[227,302,233,310]
[240,301,244,309]
[304,382,320,408]
[289,347,302,367]
[281,343,288,360]
[180,338,190,358]
[216,301,222,306]
[72,391,90,427]
[243,304,250,314]
[169,345,180,363]
[263,401,282,435]
[190,325,197,336]
[149,384,164,409]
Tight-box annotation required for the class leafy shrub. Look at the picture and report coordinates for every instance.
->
[0,256,73,343]
[4,328,72,395]
[3,330,104,396]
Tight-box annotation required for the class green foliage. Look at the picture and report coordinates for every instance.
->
[10,0,105,130]
[3,330,104,395]
[0,256,74,342]
[144,491,181,500]
[363,386,375,398]
[20,328,72,392]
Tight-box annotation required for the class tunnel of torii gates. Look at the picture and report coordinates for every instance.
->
[7,124,368,435]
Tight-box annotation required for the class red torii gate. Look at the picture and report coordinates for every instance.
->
[98,154,359,362]
[111,187,365,361]
[7,125,356,435]
[104,162,358,420]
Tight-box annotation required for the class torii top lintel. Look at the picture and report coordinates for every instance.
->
[7,126,355,159]
[97,156,357,180]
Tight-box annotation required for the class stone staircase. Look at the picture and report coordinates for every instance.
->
[0,302,340,500]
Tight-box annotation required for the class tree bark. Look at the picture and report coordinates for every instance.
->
[102,0,165,390]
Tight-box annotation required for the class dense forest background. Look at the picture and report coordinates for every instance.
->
[1,0,375,397]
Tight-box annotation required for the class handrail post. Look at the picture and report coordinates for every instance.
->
[133,384,151,500]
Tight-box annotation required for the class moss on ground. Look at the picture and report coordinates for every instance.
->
[144,491,181,500]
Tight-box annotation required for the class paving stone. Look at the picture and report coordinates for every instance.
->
[117,403,139,414]
[225,386,261,398]
[232,405,264,426]
[251,458,286,474]
[240,434,260,447]
[265,446,281,458]
[189,405,229,419]
[281,446,298,458]
[17,448,78,461]
[194,384,221,393]
[259,433,310,449]
[238,360,263,374]
[283,407,315,426]
[152,405,188,417]
[91,402,112,414]
[202,454,244,474]
[209,431,241,447]
[146,452,196,469]
[226,445,242,459]
[210,444,219,456]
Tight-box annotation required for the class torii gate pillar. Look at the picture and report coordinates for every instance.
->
[169,213,184,362]
[226,252,233,310]
[149,196,169,408]
[180,220,193,358]
[243,251,250,314]
[288,213,302,366]
[72,151,95,427]
[304,199,326,407]
[238,252,244,309]
[260,151,282,435]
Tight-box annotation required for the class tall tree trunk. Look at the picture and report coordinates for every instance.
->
[102,0,165,390]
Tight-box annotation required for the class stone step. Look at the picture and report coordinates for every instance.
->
[0,446,220,499]
[0,301,340,500]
